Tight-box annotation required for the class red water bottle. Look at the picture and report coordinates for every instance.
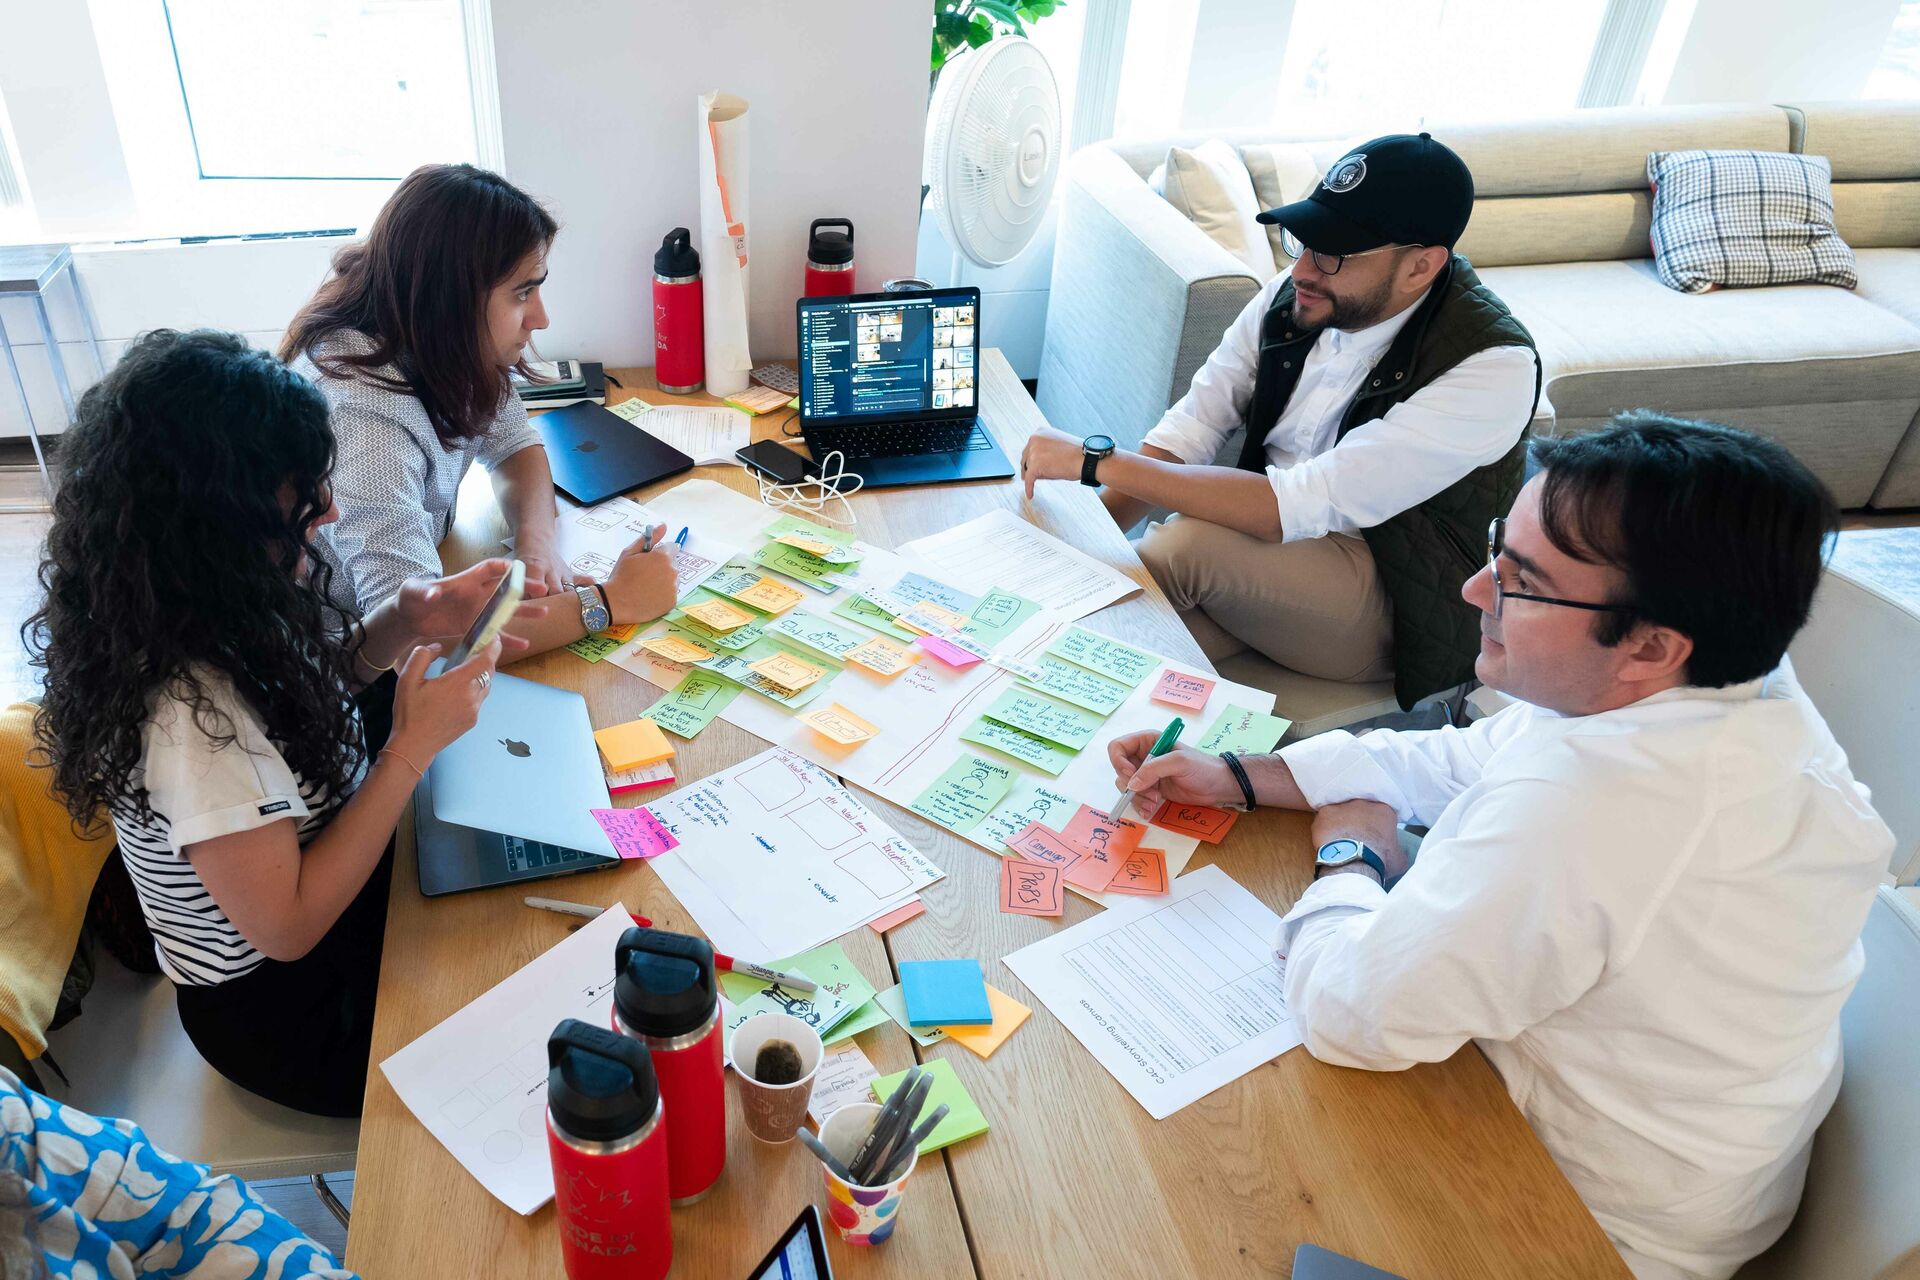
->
[546,1019,672,1280]
[804,218,856,296]
[613,927,726,1206]
[653,228,704,394]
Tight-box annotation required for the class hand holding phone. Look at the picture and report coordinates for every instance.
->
[443,560,526,667]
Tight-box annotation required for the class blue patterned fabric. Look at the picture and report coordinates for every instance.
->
[0,1068,355,1279]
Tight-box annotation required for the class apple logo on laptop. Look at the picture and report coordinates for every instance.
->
[500,738,531,758]
[575,439,599,453]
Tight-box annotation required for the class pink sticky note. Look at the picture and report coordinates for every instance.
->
[1151,668,1216,711]
[590,806,679,859]
[914,634,985,669]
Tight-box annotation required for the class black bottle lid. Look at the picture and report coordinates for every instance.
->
[546,1018,658,1142]
[807,218,855,266]
[614,926,718,1038]
[655,227,700,277]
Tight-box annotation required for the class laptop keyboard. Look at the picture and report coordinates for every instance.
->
[503,835,596,872]
[820,421,994,460]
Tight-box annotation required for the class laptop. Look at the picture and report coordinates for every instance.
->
[534,400,694,504]
[744,1205,834,1280]
[794,286,1015,488]
[415,672,621,896]
[1292,1244,1406,1279]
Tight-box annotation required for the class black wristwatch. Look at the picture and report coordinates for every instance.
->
[1315,839,1387,880]
[1080,434,1116,487]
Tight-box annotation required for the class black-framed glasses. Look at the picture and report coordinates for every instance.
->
[1486,518,1636,621]
[1280,228,1422,276]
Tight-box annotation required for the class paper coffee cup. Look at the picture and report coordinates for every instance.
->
[818,1101,918,1245]
[730,1013,823,1143]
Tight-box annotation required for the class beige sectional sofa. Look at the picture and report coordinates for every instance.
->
[1038,101,1920,509]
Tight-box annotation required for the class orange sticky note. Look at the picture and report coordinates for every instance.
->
[1104,847,1170,895]
[1151,668,1215,712]
[733,576,806,615]
[999,855,1064,917]
[844,636,918,678]
[639,634,715,664]
[1004,822,1084,875]
[683,599,755,632]
[868,900,926,934]
[1062,804,1146,863]
[602,623,639,642]
[800,703,879,745]
[748,651,824,692]
[1153,800,1239,843]
[593,718,676,772]
[939,985,1032,1059]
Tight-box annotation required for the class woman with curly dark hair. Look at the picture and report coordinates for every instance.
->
[27,328,538,1116]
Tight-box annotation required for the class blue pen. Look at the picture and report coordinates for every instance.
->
[674,526,689,549]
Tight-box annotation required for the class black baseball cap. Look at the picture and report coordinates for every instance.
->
[1256,132,1475,256]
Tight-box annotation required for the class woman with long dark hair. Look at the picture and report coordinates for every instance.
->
[28,329,537,1117]
[280,163,675,654]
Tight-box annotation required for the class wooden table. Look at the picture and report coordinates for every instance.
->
[347,354,1629,1279]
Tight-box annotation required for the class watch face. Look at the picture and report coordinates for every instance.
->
[1316,839,1360,866]
[1083,434,1115,454]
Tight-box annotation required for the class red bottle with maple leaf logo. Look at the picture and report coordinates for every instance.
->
[545,1019,671,1280]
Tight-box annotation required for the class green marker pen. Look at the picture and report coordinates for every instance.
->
[1111,716,1184,823]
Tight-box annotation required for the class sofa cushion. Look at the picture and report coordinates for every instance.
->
[1159,140,1276,278]
[1783,101,1920,182]
[1646,150,1857,293]
[1242,142,1323,268]
[1852,248,1920,329]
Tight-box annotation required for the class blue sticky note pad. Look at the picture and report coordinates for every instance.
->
[899,959,992,1027]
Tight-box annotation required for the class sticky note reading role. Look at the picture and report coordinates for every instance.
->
[899,958,992,1026]
[999,855,1064,917]
[1151,668,1216,712]
[590,806,679,859]
[1104,846,1170,895]
[939,985,1033,1060]
[683,599,756,632]
[638,634,715,664]
[593,718,676,771]
[1153,800,1240,843]
[843,636,918,677]
[868,1058,987,1154]
[800,703,879,746]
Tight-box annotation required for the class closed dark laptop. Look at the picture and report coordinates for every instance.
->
[535,400,694,505]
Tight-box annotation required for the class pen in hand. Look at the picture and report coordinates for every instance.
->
[1111,716,1185,823]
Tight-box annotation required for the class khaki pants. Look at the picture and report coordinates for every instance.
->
[1136,515,1394,683]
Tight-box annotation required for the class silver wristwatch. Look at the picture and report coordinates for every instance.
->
[574,583,611,634]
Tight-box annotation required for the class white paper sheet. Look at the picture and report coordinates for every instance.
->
[535,491,734,601]
[698,91,752,396]
[610,400,753,467]
[808,1042,882,1125]
[897,508,1142,622]
[644,748,945,959]
[1004,865,1301,1119]
[379,905,634,1214]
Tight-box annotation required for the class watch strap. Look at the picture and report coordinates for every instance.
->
[1080,447,1102,487]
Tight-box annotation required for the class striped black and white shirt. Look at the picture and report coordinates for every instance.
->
[110,671,361,987]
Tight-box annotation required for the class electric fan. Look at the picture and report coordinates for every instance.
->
[923,36,1063,274]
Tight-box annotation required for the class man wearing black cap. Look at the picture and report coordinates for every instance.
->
[1022,133,1541,710]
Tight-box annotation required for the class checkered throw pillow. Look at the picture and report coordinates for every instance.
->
[1646,150,1857,294]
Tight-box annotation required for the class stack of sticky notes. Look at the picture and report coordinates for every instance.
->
[899,959,992,1027]
[593,718,676,773]
[940,985,1031,1059]
[868,1058,987,1154]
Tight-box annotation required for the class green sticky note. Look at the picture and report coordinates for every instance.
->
[960,716,1075,776]
[1195,703,1293,754]
[910,754,1015,833]
[824,1000,892,1044]
[1047,626,1157,686]
[704,560,771,604]
[718,941,880,1043]
[565,633,623,663]
[640,669,742,739]
[873,983,946,1046]
[832,592,919,643]
[868,1058,987,1155]
[983,687,1105,750]
[723,978,855,1045]
[765,613,876,660]
[961,587,1040,647]
[667,589,773,651]
[972,780,1077,851]
[1018,653,1130,715]
[751,541,845,592]
[764,513,856,550]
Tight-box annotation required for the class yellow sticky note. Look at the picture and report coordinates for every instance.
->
[734,576,806,616]
[939,985,1031,1060]
[774,532,841,558]
[895,601,969,635]
[639,634,715,664]
[844,636,918,678]
[800,703,879,745]
[748,651,824,692]
[683,599,756,632]
[593,718,676,771]
[601,622,639,643]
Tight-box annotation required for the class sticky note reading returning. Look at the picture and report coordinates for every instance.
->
[590,806,679,859]
[910,754,1015,833]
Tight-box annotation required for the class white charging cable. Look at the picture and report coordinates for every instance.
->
[748,448,865,528]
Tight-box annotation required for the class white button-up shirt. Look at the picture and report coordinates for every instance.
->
[1273,662,1892,1280]
[1141,272,1539,542]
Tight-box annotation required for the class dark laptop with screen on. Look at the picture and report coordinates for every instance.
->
[794,286,1015,487]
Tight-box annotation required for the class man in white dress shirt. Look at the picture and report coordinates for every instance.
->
[1023,133,1540,708]
[1110,414,1892,1280]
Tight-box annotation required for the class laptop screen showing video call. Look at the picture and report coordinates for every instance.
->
[799,291,978,424]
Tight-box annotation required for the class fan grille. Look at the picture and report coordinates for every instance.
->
[927,39,1062,268]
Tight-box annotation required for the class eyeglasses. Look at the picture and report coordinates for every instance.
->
[1486,518,1637,620]
[1279,228,1421,276]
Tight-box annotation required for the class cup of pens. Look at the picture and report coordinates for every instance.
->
[799,1065,945,1246]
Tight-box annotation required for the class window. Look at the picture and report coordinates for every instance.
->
[1865,0,1920,98]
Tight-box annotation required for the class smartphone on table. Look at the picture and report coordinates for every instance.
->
[442,559,526,667]
[735,440,815,486]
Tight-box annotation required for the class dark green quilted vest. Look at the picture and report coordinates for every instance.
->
[1236,255,1541,709]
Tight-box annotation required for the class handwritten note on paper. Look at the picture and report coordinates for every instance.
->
[642,670,742,739]
[766,614,873,660]
[682,598,757,633]
[748,651,825,692]
[809,1042,882,1125]
[639,634,716,664]
[833,594,919,643]
[1000,855,1064,917]
[1195,704,1293,754]
[800,703,880,746]
[1151,669,1216,712]
[1017,653,1131,715]
[961,588,1041,647]
[765,513,855,550]
[1153,800,1240,843]
[916,633,985,669]
[895,601,971,635]
[1047,627,1158,687]
[1060,804,1147,892]
[1104,847,1170,896]
[734,576,807,616]
[565,633,624,663]
[960,717,1076,776]
[590,806,680,859]
[910,754,1015,833]
[1004,822,1086,874]
[891,572,980,616]
[842,635,918,678]
[983,688,1105,750]
[751,542,845,592]
[974,782,1077,851]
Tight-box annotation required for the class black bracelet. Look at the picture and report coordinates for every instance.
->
[593,583,613,620]
[1220,751,1257,811]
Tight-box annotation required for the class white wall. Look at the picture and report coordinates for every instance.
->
[0,0,930,439]
[1661,0,1903,102]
